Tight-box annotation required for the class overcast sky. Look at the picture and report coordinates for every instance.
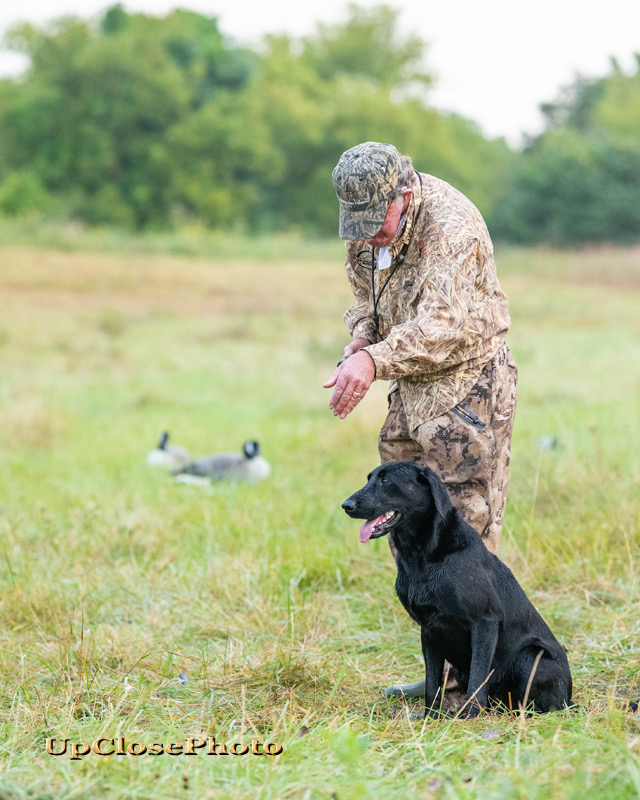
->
[1,0,639,145]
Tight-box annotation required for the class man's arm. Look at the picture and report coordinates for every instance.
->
[363,236,484,381]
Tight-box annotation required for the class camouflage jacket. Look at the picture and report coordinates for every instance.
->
[343,171,510,431]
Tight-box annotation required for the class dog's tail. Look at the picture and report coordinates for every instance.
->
[526,637,639,714]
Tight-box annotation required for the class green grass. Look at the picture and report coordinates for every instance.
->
[0,240,638,799]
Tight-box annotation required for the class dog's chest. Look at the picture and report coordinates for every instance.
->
[395,569,458,629]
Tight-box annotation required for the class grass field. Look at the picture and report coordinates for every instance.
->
[0,240,639,799]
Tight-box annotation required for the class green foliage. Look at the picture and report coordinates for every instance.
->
[3,3,638,244]
[233,7,511,235]
[0,8,257,229]
[301,3,431,90]
[492,60,640,245]
[0,4,510,234]
[0,170,50,215]
[100,2,129,35]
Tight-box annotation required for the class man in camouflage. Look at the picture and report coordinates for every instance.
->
[323,141,518,699]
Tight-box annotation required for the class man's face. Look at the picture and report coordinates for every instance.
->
[366,188,412,248]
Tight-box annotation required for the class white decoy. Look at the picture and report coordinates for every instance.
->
[174,440,271,485]
[146,432,192,470]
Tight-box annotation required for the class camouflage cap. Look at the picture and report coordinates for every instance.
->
[332,142,401,240]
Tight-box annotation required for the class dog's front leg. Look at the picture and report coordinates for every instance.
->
[421,627,445,719]
[464,618,499,718]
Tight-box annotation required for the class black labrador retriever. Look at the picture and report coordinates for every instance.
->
[342,461,573,718]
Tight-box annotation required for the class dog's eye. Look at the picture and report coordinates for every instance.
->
[380,475,388,485]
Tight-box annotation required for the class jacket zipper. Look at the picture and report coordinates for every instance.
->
[451,404,486,430]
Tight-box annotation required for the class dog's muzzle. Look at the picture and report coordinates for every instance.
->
[342,498,402,543]
[357,510,401,542]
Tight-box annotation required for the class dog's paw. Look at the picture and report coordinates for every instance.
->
[459,701,485,719]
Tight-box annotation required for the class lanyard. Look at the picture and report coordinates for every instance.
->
[354,235,409,342]
[369,240,410,341]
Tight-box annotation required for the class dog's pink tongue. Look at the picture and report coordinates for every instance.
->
[360,514,386,543]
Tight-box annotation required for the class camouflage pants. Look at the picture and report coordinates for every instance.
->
[378,344,518,555]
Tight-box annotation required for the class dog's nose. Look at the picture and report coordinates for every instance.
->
[342,499,356,513]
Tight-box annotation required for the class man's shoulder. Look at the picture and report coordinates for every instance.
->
[418,172,475,207]
[417,173,489,239]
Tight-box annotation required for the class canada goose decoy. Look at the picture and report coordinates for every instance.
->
[173,440,271,485]
[146,432,192,470]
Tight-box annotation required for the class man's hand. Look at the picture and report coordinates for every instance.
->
[323,350,375,419]
[343,338,370,358]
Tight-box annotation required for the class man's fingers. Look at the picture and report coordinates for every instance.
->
[322,367,341,388]
[329,376,350,410]
[336,385,368,418]
[334,382,368,417]
[325,351,375,417]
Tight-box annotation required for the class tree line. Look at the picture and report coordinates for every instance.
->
[0,4,638,245]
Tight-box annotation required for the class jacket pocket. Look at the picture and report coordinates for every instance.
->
[450,404,486,431]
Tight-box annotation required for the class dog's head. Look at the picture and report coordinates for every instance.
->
[341,461,452,543]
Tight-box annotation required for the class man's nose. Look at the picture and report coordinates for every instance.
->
[342,498,356,513]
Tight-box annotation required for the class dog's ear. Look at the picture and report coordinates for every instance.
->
[417,468,453,520]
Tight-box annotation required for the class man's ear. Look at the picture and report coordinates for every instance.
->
[417,468,452,520]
